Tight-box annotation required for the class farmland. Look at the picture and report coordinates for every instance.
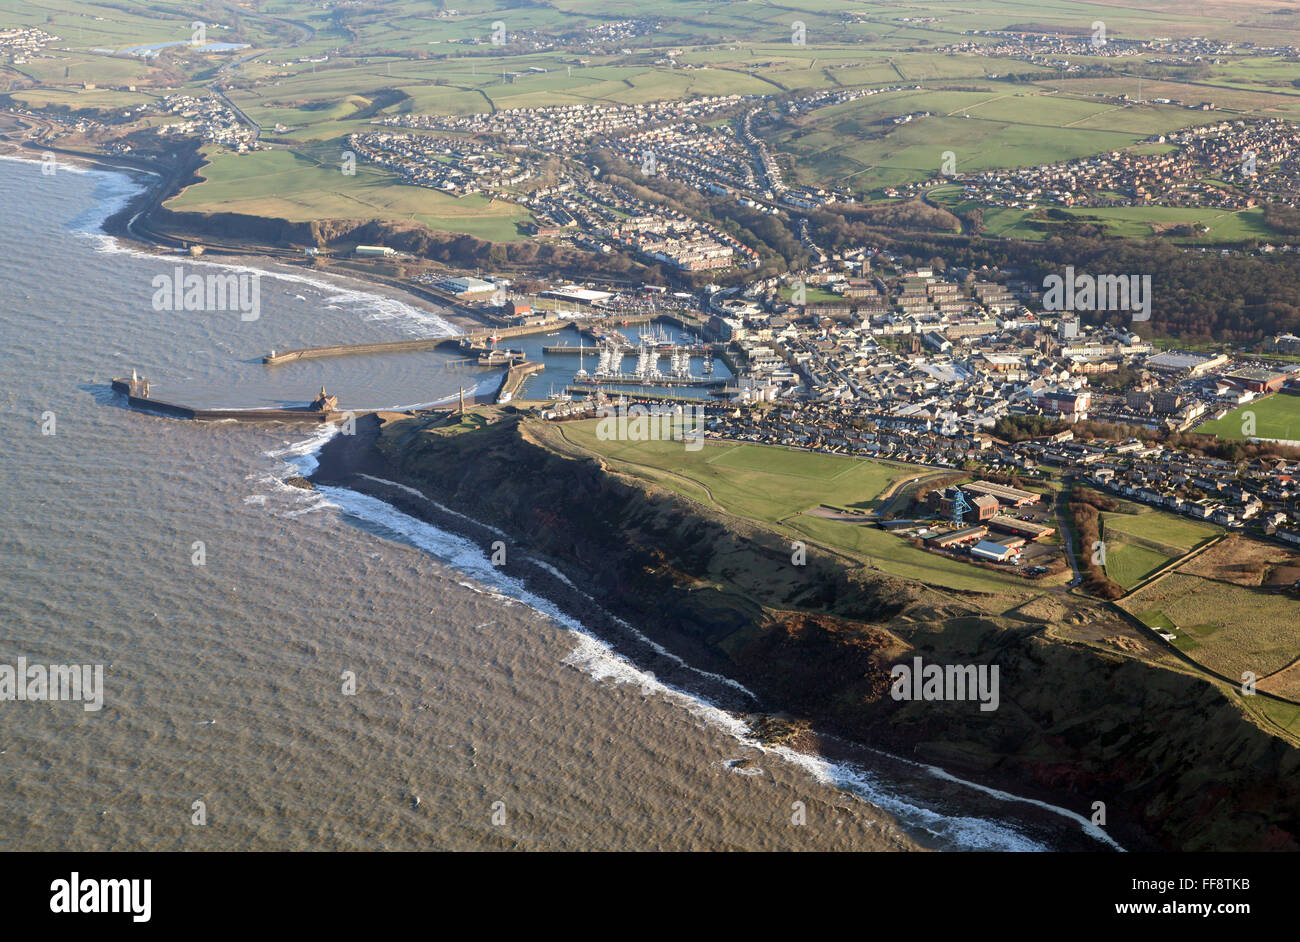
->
[9,0,1300,249]
[774,88,1227,195]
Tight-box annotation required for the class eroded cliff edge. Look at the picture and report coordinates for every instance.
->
[312,410,1300,852]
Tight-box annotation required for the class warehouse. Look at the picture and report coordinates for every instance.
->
[969,540,1019,563]
[925,525,988,548]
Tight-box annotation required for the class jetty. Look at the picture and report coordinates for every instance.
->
[112,372,348,424]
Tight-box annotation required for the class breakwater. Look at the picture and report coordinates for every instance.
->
[262,319,571,365]
[263,336,461,364]
[111,374,346,424]
[498,361,545,403]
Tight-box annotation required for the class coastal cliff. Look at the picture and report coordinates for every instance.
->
[312,410,1300,852]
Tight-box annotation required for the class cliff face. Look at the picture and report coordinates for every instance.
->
[326,412,1300,851]
[151,207,362,247]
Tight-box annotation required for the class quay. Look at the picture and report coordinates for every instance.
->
[560,386,715,406]
[262,337,459,364]
[262,319,574,365]
[498,361,545,403]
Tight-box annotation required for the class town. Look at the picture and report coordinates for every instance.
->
[483,250,1300,573]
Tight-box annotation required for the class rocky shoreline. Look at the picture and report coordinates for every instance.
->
[309,412,1218,852]
[23,131,1299,853]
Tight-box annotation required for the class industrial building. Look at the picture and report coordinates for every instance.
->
[925,525,988,548]
[439,275,498,297]
[989,515,1055,541]
[969,540,1019,563]
[1222,368,1287,394]
[939,489,999,521]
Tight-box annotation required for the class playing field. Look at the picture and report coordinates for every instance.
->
[1196,394,1300,443]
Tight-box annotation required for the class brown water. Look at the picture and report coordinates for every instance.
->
[0,157,1111,851]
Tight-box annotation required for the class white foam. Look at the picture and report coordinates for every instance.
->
[314,484,592,634]
[527,558,578,588]
[354,475,757,699]
[49,160,461,337]
[919,763,1124,851]
[355,474,508,538]
[108,250,461,338]
[261,429,1122,853]
[264,423,342,477]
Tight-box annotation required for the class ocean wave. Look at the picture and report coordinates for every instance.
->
[261,412,1123,854]
[355,473,508,538]
[265,423,343,477]
[310,479,1095,852]
[105,250,460,339]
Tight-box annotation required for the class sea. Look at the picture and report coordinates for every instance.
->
[0,155,1122,851]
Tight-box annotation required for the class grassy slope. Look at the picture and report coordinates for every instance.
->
[558,419,1035,593]
[166,147,533,241]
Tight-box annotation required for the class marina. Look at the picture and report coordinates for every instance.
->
[256,315,734,405]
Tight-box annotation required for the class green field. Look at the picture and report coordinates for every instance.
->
[559,422,908,520]
[167,148,533,241]
[16,0,1300,247]
[775,88,1228,194]
[1105,542,1173,590]
[778,284,842,304]
[1101,507,1220,589]
[1122,573,1300,678]
[555,421,1035,593]
[1196,394,1300,443]
[1101,509,1221,555]
[930,184,1281,244]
